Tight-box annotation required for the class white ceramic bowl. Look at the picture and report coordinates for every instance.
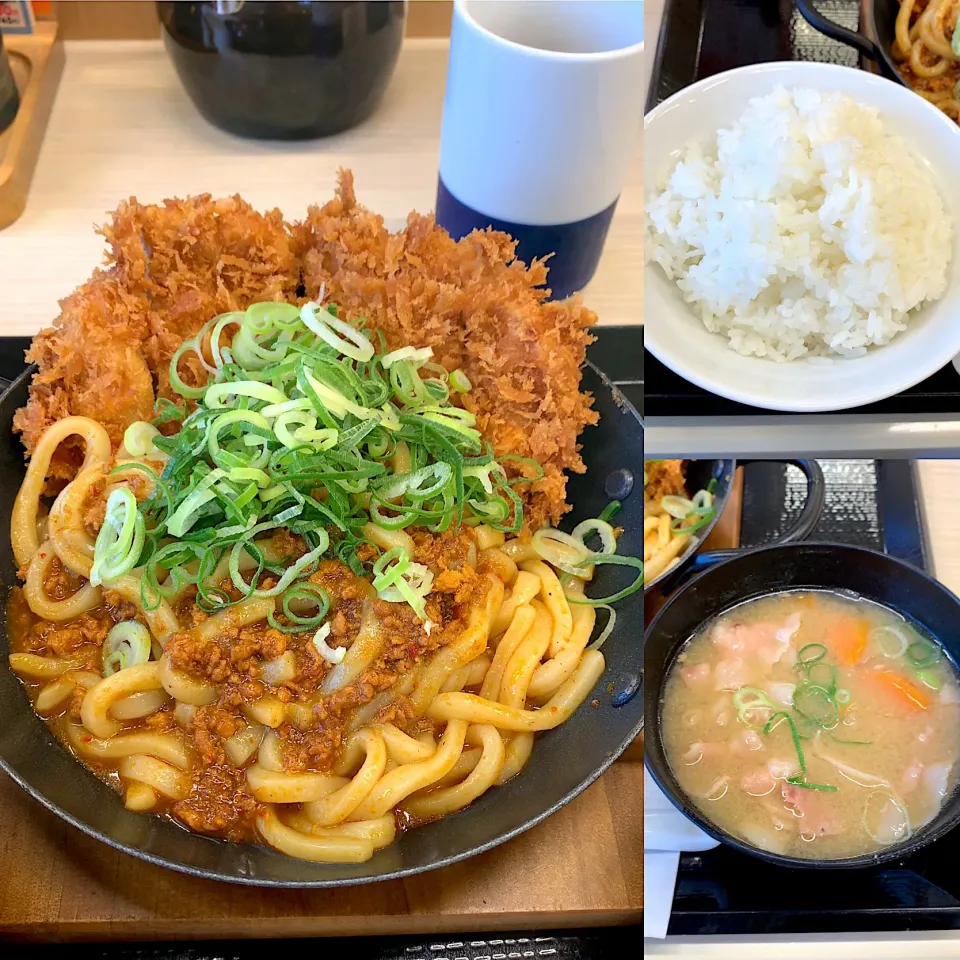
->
[644,61,960,412]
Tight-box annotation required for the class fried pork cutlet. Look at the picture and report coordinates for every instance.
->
[14,196,298,483]
[16,172,598,528]
[644,460,687,503]
[296,171,598,530]
[101,194,299,396]
[14,271,156,487]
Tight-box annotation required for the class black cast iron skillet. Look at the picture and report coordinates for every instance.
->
[795,0,908,85]
[644,459,825,594]
[0,362,642,886]
[645,541,960,868]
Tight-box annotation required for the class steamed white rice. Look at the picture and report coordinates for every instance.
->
[645,87,954,361]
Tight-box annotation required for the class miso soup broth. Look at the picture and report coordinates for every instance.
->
[660,590,960,859]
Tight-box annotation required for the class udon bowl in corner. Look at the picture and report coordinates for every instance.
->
[644,61,960,413]
[645,542,960,868]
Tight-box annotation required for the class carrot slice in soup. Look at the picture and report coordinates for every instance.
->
[871,669,930,712]
[825,617,869,667]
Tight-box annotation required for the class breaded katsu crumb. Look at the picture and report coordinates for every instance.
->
[16,171,598,524]
[296,170,598,529]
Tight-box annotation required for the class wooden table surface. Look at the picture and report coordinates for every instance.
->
[0,36,642,940]
[0,754,642,941]
[0,38,641,336]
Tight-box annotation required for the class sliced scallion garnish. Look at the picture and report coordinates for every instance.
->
[598,500,622,524]
[786,776,838,792]
[568,554,644,605]
[906,639,942,669]
[916,669,943,691]
[765,711,806,775]
[796,643,827,665]
[102,620,152,677]
[90,299,541,620]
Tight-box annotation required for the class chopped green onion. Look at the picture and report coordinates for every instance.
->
[300,302,374,362]
[532,527,593,578]
[765,711,806,775]
[733,686,772,710]
[661,495,694,519]
[733,686,774,729]
[953,17,960,56]
[91,298,639,623]
[586,605,616,651]
[906,639,942,669]
[916,669,943,691]
[568,554,644,605]
[497,455,545,484]
[123,421,162,458]
[90,488,145,586]
[670,510,715,534]
[690,489,714,514]
[871,624,910,659]
[372,547,433,620]
[102,621,152,677]
[449,369,472,393]
[382,345,434,367]
[598,500,622,524]
[786,776,838,793]
[829,734,873,746]
[571,518,617,556]
[796,643,827,665]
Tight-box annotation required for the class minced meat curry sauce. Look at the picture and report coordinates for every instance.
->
[8,532,522,849]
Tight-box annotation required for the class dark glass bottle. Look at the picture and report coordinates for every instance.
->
[0,32,20,136]
[157,1,406,140]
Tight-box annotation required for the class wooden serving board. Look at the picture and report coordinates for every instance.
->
[0,21,64,230]
[0,740,640,940]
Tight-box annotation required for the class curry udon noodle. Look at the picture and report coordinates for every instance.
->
[643,460,717,584]
[661,590,960,860]
[893,0,960,124]
[7,300,639,864]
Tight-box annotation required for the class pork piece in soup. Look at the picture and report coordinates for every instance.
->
[660,590,960,859]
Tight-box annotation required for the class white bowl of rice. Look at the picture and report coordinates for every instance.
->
[644,61,960,412]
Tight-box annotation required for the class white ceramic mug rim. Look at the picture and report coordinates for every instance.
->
[454,0,644,61]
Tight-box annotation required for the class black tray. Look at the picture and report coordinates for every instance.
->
[644,0,960,420]
[664,459,960,936]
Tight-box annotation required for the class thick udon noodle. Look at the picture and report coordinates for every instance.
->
[662,590,960,859]
[643,460,717,585]
[893,0,960,123]
[8,416,606,864]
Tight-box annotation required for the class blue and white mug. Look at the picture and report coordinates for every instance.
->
[436,0,643,300]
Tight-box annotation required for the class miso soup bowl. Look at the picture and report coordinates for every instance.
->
[645,541,960,868]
